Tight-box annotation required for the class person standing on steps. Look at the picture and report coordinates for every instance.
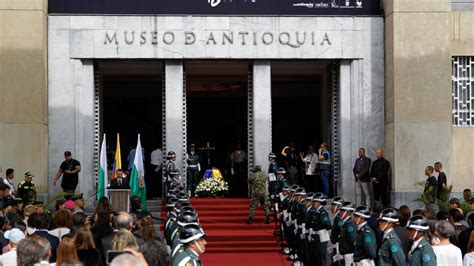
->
[53,151,81,199]
[247,165,270,224]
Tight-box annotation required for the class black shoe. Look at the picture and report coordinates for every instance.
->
[247,217,253,224]
[265,217,270,224]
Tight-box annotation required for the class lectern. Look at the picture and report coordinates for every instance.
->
[108,189,130,212]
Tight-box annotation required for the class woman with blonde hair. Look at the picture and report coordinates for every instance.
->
[56,237,79,266]
[111,228,139,251]
[74,228,103,266]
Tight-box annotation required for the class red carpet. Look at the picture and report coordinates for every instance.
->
[189,198,291,266]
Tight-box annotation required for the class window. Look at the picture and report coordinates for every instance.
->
[452,57,474,126]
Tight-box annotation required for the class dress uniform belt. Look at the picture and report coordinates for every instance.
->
[188,165,199,168]
[354,259,375,266]
[343,253,354,265]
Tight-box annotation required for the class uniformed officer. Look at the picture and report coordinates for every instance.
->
[276,167,290,194]
[307,192,332,266]
[378,208,406,266]
[171,211,200,258]
[167,201,192,244]
[338,201,357,265]
[329,196,344,265]
[353,205,377,266]
[186,144,201,197]
[173,224,206,266]
[299,192,315,265]
[17,172,37,205]
[292,188,307,265]
[247,165,270,224]
[281,185,298,256]
[406,215,437,266]
[268,152,279,198]
[165,151,177,197]
[286,187,305,262]
[170,170,185,188]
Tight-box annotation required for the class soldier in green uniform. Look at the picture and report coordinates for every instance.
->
[299,192,315,265]
[171,211,200,258]
[276,167,290,194]
[293,188,307,265]
[287,187,306,263]
[186,144,201,197]
[353,205,377,265]
[378,208,407,266]
[173,224,206,266]
[306,192,332,266]
[329,196,344,265]
[281,185,298,256]
[268,152,279,198]
[338,201,357,265]
[165,197,179,243]
[406,215,437,266]
[165,151,177,198]
[247,165,271,224]
[17,172,37,205]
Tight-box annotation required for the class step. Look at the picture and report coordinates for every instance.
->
[205,240,277,248]
[205,246,280,253]
[198,222,276,230]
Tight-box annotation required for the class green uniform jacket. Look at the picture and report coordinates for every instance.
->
[331,214,343,244]
[408,237,437,266]
[248,172,268,197]
[306,206,332,231]
[165,161,176,180]
[339,217,357,255]
[17,180,36,204]
[172,247,202,266]
[378,229,406,266]
[187,153,200,168]
[268,161,279,195]
[354,222,377,262]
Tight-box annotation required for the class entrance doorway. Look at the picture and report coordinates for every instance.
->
[99,60,163,199]
[271,60,333,193]
[185,61,249,197]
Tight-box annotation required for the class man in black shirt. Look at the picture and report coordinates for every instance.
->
[53,151,81,199]
[434,162,447,199]
[423,166,437,204]
[370,149,390,206]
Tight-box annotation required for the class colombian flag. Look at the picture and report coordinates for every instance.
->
[111,133,122,179]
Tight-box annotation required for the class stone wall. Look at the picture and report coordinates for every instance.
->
[0,0,48,193]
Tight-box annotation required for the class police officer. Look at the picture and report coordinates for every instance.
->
[247,165,270,224]
[268,152,279,197]
[307,192,332,266]
[338,201,357,265]
[378,208,406,266]
[171,211,200,258]
[406,215,437,266]
[173,224,206,266]
[165,151,177,197]
[329,196,344,265]
[353,205,377,265]
[17,172,37,205]
[186,144,201,197]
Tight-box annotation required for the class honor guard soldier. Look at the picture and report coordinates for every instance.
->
[165,197,179,241]
[167,201,191,244]
[329,196,344,265]
[247,165,271,224]
[292,188,307,265]
[338,201,357,265]
[170,170,185,187]
[287,187,305,262]
[186,144,201,197]
[306,192,332,266]
[17,172,37,205]
[406,216,437,266]
[276,168,290,194]
[171,211,200,258]
[268,152,279,198]
[173,224,206,266]
[165,151,177,197]
[281,185,298,256]
[299,192,315,265]
[378,208,407,266]
[353,205,377,266]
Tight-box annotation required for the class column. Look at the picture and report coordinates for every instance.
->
[165,60,185,174]
[252,61,272,173]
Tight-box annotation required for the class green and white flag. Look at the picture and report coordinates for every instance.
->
[130,134,147,211]
[98,134,107,200]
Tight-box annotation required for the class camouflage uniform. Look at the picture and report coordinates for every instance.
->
[248,171,270,218]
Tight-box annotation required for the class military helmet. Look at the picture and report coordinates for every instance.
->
[295,188,306,196]
[177,192,189,202]
[312,192,328,203]
[174,202,191,213]
[406,215,429,231]
[354,205,371,219]
[166,197,178,208]
[177,211,199,227]
[277,167,286,174]
[179,224,206,244]
[379,208,399,223]
[268,152,277,158]
[167,151,176,158]
[282,186,290,192]
[171,169,180,176]
[340,201,355,212]
[305,192,315,201]
[289,185,299,192]
[180,206,197,216]
[331,196,344,205]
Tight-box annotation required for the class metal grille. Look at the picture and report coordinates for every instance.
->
[329,62,340,195]
[182,67,188,179]
[452,57,474,126]
[93,64,102,182]
[247,64,255,177]
[162,64,167,187]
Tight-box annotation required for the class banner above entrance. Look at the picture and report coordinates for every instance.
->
[48,0,380,16]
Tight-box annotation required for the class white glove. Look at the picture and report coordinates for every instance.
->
[231,168,235,175]
[198,163,201,172]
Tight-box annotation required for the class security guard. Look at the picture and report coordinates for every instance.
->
[353,205,377,265]
[17,172,37,205]
[186,144,201,197]
[406,215,437,266]
[165,151,177,197]
[378,208,407,266]
[268,152,279,198]
[307,192,332,266]
[338,201,357,265]
[329,196,344,265]
[247,165,270,224]
[173,224,206,266]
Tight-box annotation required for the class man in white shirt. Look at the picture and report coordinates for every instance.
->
[3,169,16,196]
[151,148,163,173]
[301,145,318,192]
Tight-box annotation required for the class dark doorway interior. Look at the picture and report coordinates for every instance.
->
[100,60,163,199]
[185,61,249,197]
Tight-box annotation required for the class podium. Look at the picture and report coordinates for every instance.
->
[108,189,130,212]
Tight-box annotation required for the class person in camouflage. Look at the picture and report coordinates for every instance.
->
[247,165,270,224]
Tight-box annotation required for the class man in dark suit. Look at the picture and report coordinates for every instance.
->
[31,213,60,263]
[101,212,143,258]
[110,169,130,189]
